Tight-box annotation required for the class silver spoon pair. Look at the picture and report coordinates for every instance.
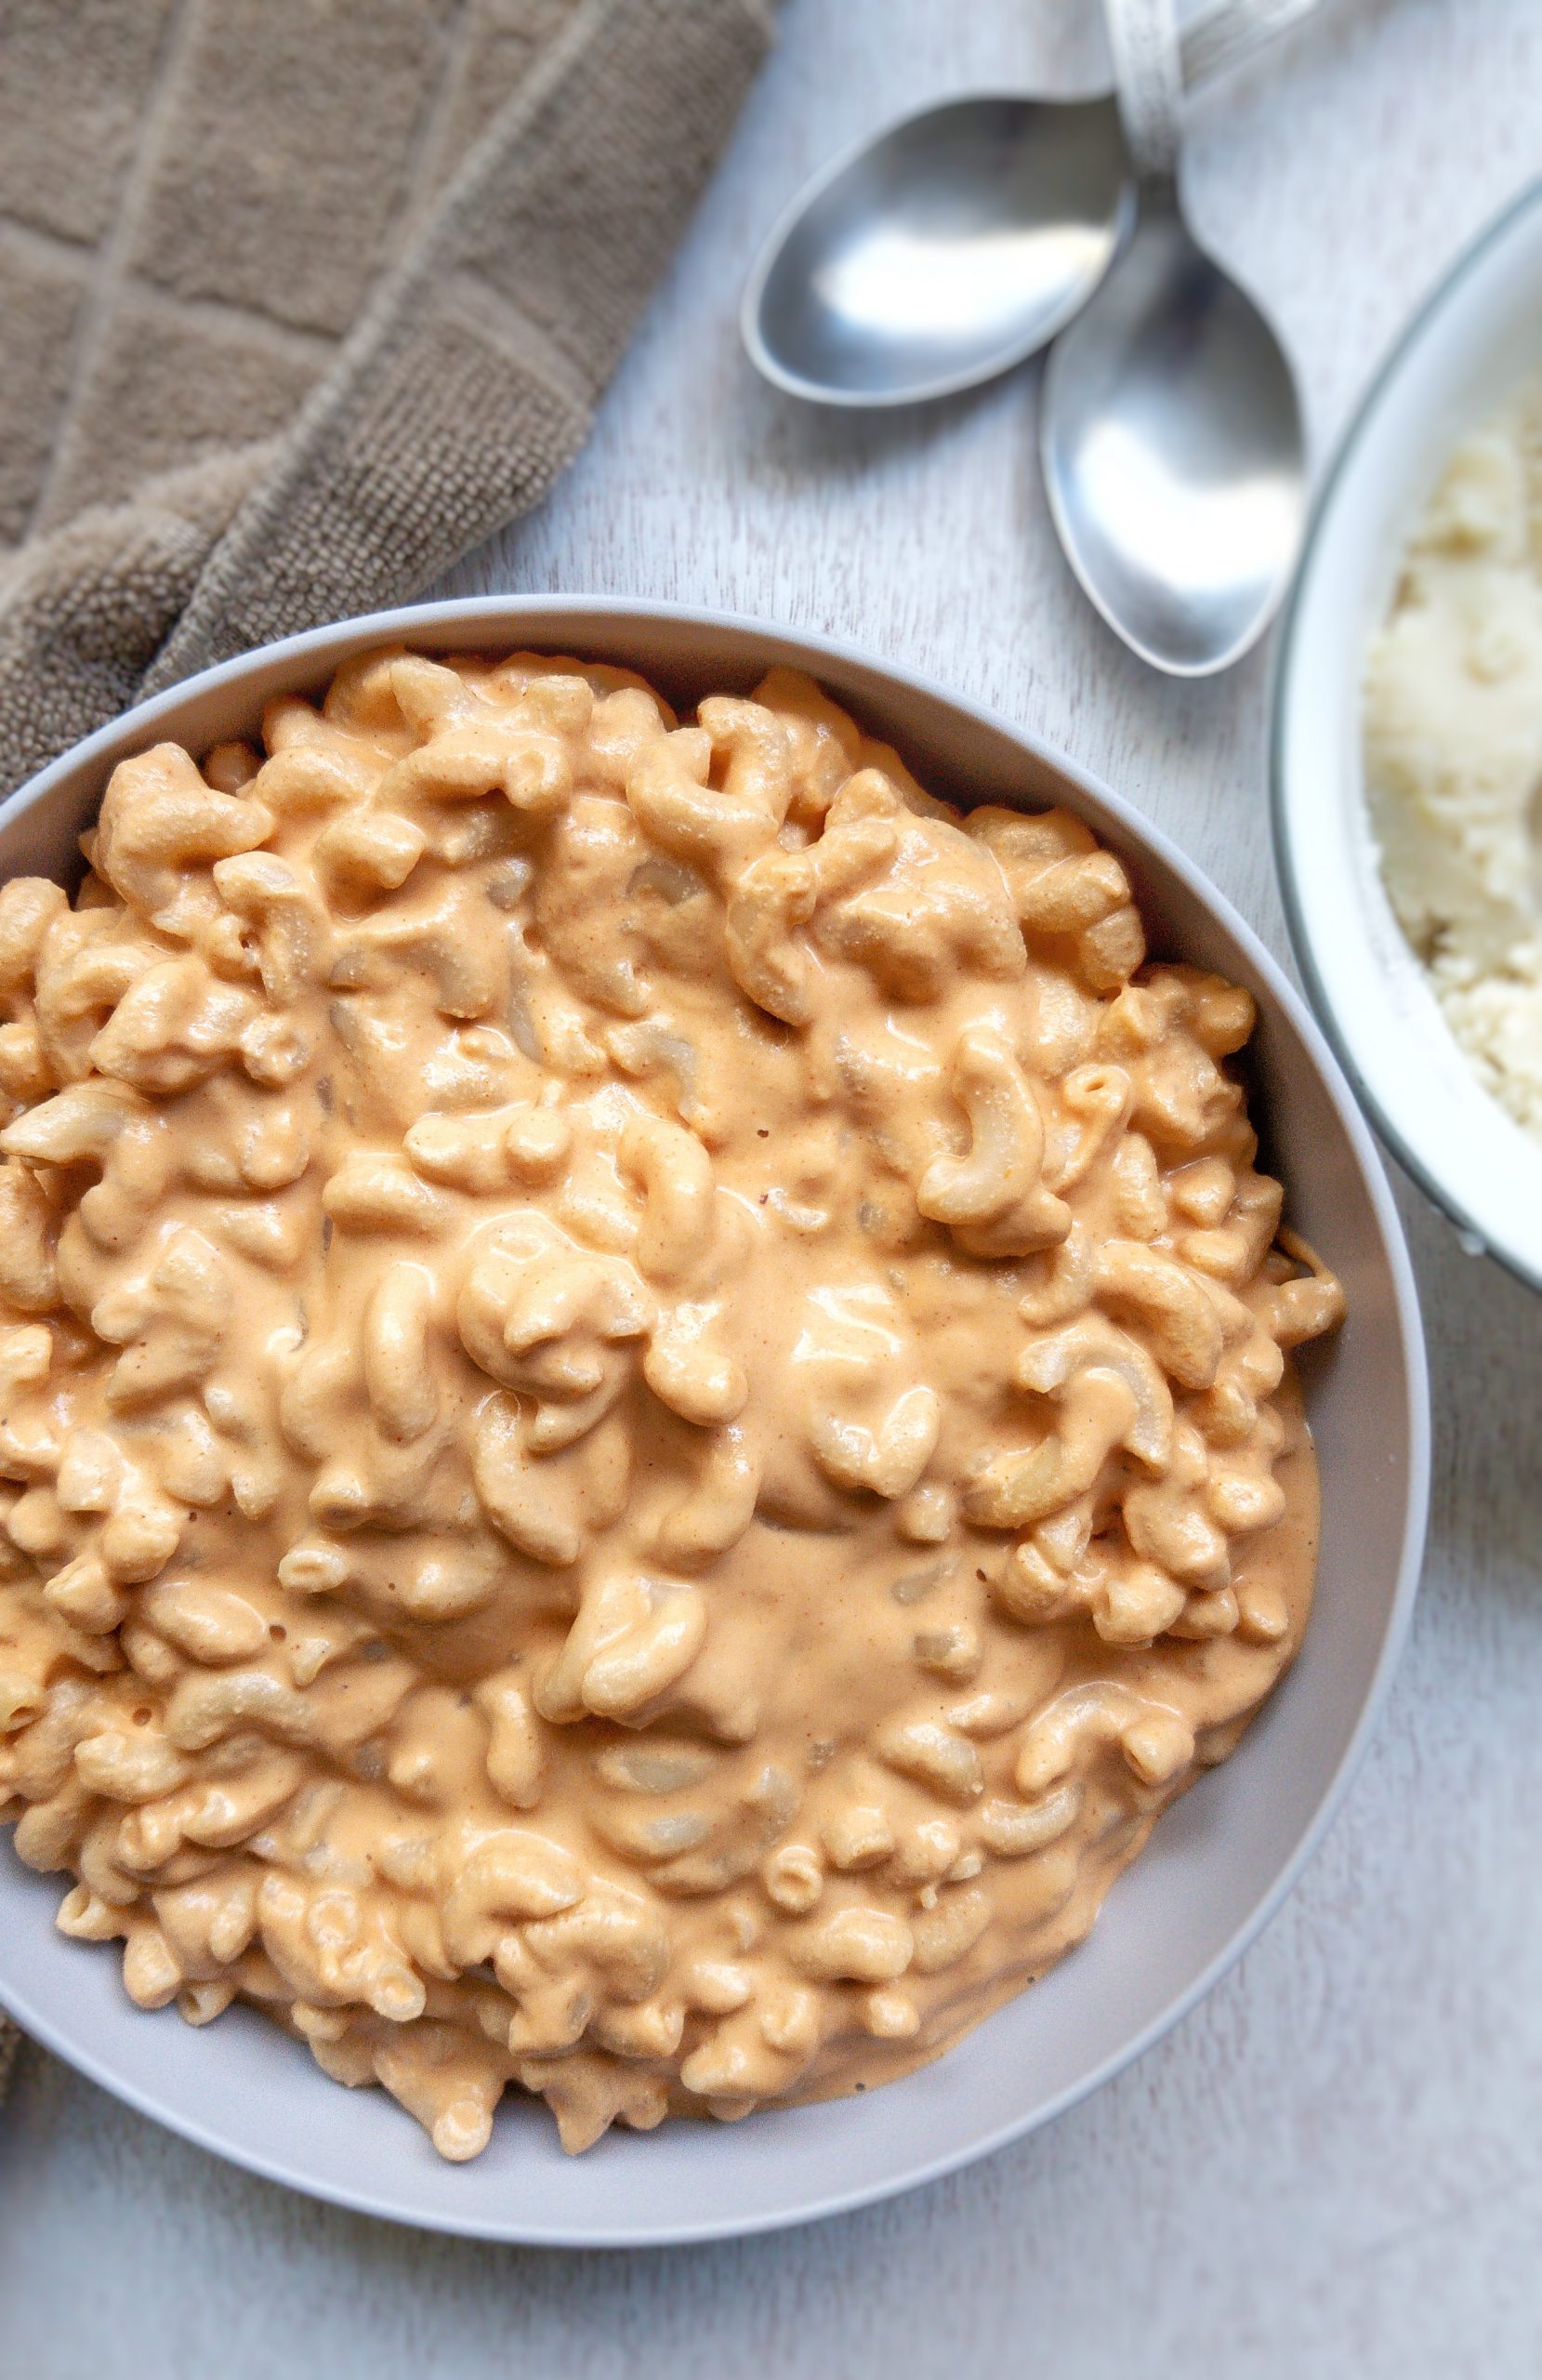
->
[743,0,1316,676]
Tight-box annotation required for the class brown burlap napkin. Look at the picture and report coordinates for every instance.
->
[0,0,777,798]
[0,0,777,2093]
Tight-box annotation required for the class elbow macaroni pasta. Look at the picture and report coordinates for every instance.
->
[0,649,1342,2157]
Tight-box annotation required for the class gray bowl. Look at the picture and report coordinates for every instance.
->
[0,599,1429,2245]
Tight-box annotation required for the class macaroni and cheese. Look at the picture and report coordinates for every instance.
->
[0,649,1342,2157]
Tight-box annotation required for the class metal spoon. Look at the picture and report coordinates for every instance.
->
[742,0,1317,410]
[1040,0,1306,675]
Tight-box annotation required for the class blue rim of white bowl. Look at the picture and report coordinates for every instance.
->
[0,598,1431,2244]
[1270,174,1542,1297]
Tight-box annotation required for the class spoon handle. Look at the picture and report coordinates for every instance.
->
[1103,0,1185,188]
[1180,0,1322,93]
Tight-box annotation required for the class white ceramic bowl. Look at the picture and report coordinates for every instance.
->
[0,600,1428,2245]
[1272,178,1542,1291]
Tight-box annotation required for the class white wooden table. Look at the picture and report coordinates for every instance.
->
[5,3,1540,2370]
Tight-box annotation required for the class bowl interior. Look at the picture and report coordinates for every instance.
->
[0,602,1427,2244]
[1273,180,1542,1290]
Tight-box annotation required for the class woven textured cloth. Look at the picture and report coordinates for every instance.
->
[0,0,776,794]
[0,0,777,2094]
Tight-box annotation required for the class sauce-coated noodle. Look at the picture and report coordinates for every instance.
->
[0,652,1342,2156]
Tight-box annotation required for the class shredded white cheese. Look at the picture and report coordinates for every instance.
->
[1364,384,1542,1137]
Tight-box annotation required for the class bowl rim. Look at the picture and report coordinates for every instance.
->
[0,595,1430,2245]
[1270,172,1542,1296]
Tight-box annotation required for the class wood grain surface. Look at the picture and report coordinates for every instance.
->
[4,2,1541,2373]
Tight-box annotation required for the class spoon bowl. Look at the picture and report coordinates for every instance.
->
[1041,206,1306,673]
[741,0,1320,412]
[743,95,1130,408]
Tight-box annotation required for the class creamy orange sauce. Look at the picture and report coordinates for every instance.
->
[0,650,1341,2157]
